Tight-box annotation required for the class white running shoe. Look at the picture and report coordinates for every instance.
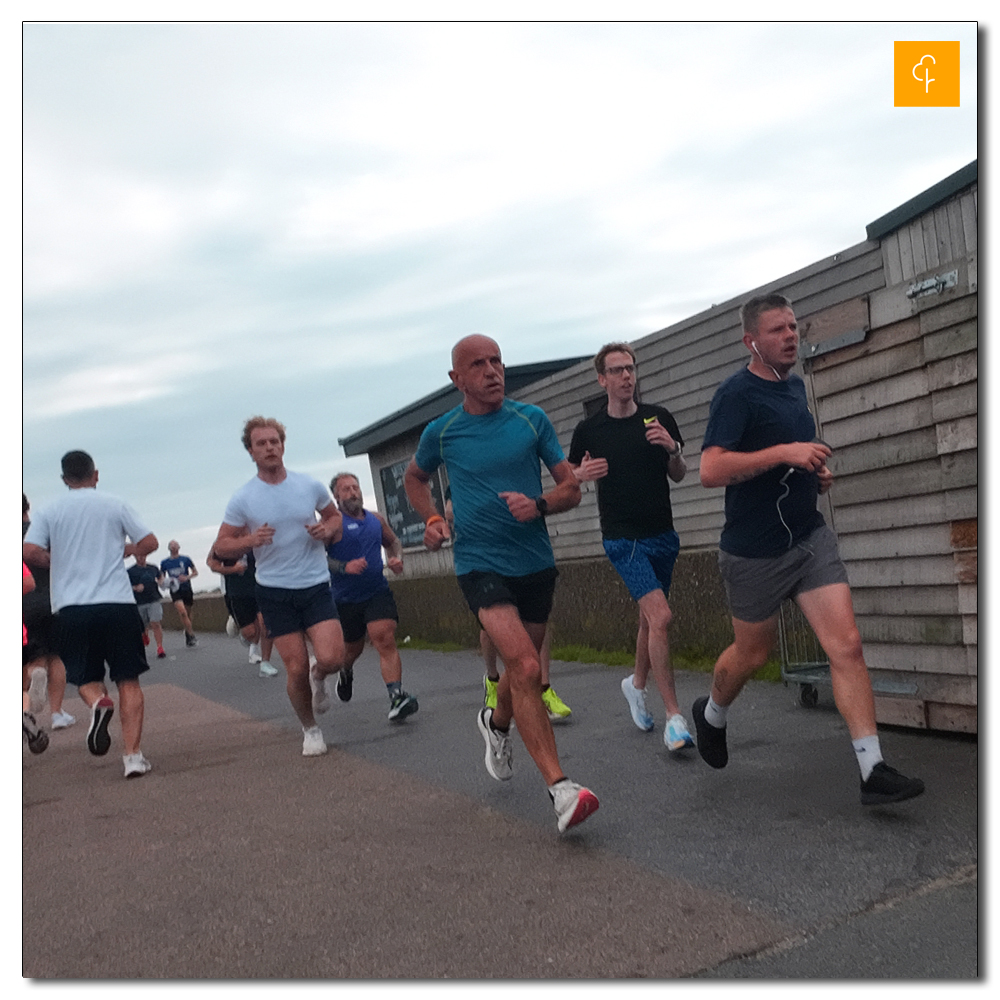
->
[123,752,152,778]
[302,726,327,756]
[549,779,600,833]
[27,668,48,715]
[225,615,239,638]
[477,707,513,781]
[248,643,262,664]
[51,710,76,730]
[310,669,330,715]
[621,675,655,732]
[664,714,695,753]
[259,661,279,677]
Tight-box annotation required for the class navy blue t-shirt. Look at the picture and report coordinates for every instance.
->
[127,563,162,605]
[702,367,824,557]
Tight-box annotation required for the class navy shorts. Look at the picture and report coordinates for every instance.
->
[603,530,680,602]
[255,581,339,639]
[56,604,150,686]
[457,567,557,625]
[337,588,399,644]
[718,525,850,623]
[171,584,194,608]
[225,595,259,630]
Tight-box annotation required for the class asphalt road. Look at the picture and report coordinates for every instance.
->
[23,632,979,979]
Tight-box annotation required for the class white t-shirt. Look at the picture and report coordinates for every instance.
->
[24,488,153,612]
[222,470,333,589]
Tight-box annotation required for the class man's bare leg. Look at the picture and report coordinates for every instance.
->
[636,589,682,716]
[795,584,877,739]
[478,604,563,786]
[271,631,317,728]
[117,678,145,755]
[367,619,402,684]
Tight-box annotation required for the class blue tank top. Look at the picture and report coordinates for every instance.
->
[327,510,389,604]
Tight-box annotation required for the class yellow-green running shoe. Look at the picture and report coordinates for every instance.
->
[542,685,572,722]
[483,674,499,710]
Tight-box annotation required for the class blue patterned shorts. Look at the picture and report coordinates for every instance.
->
[603,530,680,602]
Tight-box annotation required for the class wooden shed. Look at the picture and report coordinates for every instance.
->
[341,161,977,734]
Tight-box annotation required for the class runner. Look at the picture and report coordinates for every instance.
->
[404,334,599,833]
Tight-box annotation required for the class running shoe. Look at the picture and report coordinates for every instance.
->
[225,615,239,638]
[337,667,354,703]
[185,633,198,648]
[259,661,279,677]
[665,713,695,753]
[156,647,166,659]
[477,707,513,781]
[621,675,655,732]
[388,691,418,722]
[310,669,330,715]
[22,712,49,755]
[27,667,48,714]
[87,697,115,756]
[483,674,498,711]
[302,726,327,757]
[123,752,152,778]
[860,762,925,805]
[691,696,728,769]
[248,643,262,664]
[51,710,76,730]
[541,686,572,722]
[549,779,600,833]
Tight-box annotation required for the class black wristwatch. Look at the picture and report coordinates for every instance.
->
[535,496,549,517]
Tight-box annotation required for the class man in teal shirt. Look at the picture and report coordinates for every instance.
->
[405,334,599,834]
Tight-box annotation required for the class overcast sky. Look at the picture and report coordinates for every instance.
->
[20,20,978,591]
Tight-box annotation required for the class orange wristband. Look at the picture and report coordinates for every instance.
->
[426,515,444,526]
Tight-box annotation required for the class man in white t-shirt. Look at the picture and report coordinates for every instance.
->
[211,417,345,757]
[22,450,159,779]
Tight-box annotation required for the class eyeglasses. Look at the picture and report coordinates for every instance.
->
[604,364,635,376]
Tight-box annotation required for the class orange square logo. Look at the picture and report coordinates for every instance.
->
[894,41,960,106]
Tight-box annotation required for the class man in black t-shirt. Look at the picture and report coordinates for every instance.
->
[568,342,694,754]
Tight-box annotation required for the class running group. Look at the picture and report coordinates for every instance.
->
[22,293,925,832]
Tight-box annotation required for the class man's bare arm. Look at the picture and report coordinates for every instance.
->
[404,459,450,551]
[22,543,50,568]
[700,442,832,488]
[212,522,268,559]
[124,533,158,560]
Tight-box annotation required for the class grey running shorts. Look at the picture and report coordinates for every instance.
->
[717,525,849,623]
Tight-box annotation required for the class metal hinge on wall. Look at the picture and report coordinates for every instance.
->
[799,327,868,361]
[906,269,959,300]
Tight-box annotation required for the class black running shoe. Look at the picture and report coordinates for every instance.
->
[87,697,115,756]
[860,762,925,805]
[22,712,49,755]
[388,691,418,722]
[336,667,353,703]
[692,696,728,769]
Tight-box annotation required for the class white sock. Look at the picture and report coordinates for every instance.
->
[853,735,883,780]
[704,695,728,729]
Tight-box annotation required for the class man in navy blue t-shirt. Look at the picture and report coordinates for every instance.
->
[693,293,923,806]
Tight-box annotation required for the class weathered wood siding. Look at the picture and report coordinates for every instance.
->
[360,176,978,734]
[805,182,977,733]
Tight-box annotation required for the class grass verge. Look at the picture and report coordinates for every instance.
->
[397,637,784,683]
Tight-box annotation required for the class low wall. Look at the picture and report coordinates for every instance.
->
[390,551,734,660]
[165,552,734,661]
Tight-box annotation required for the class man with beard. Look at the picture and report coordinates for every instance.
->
[326,472,418,722]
